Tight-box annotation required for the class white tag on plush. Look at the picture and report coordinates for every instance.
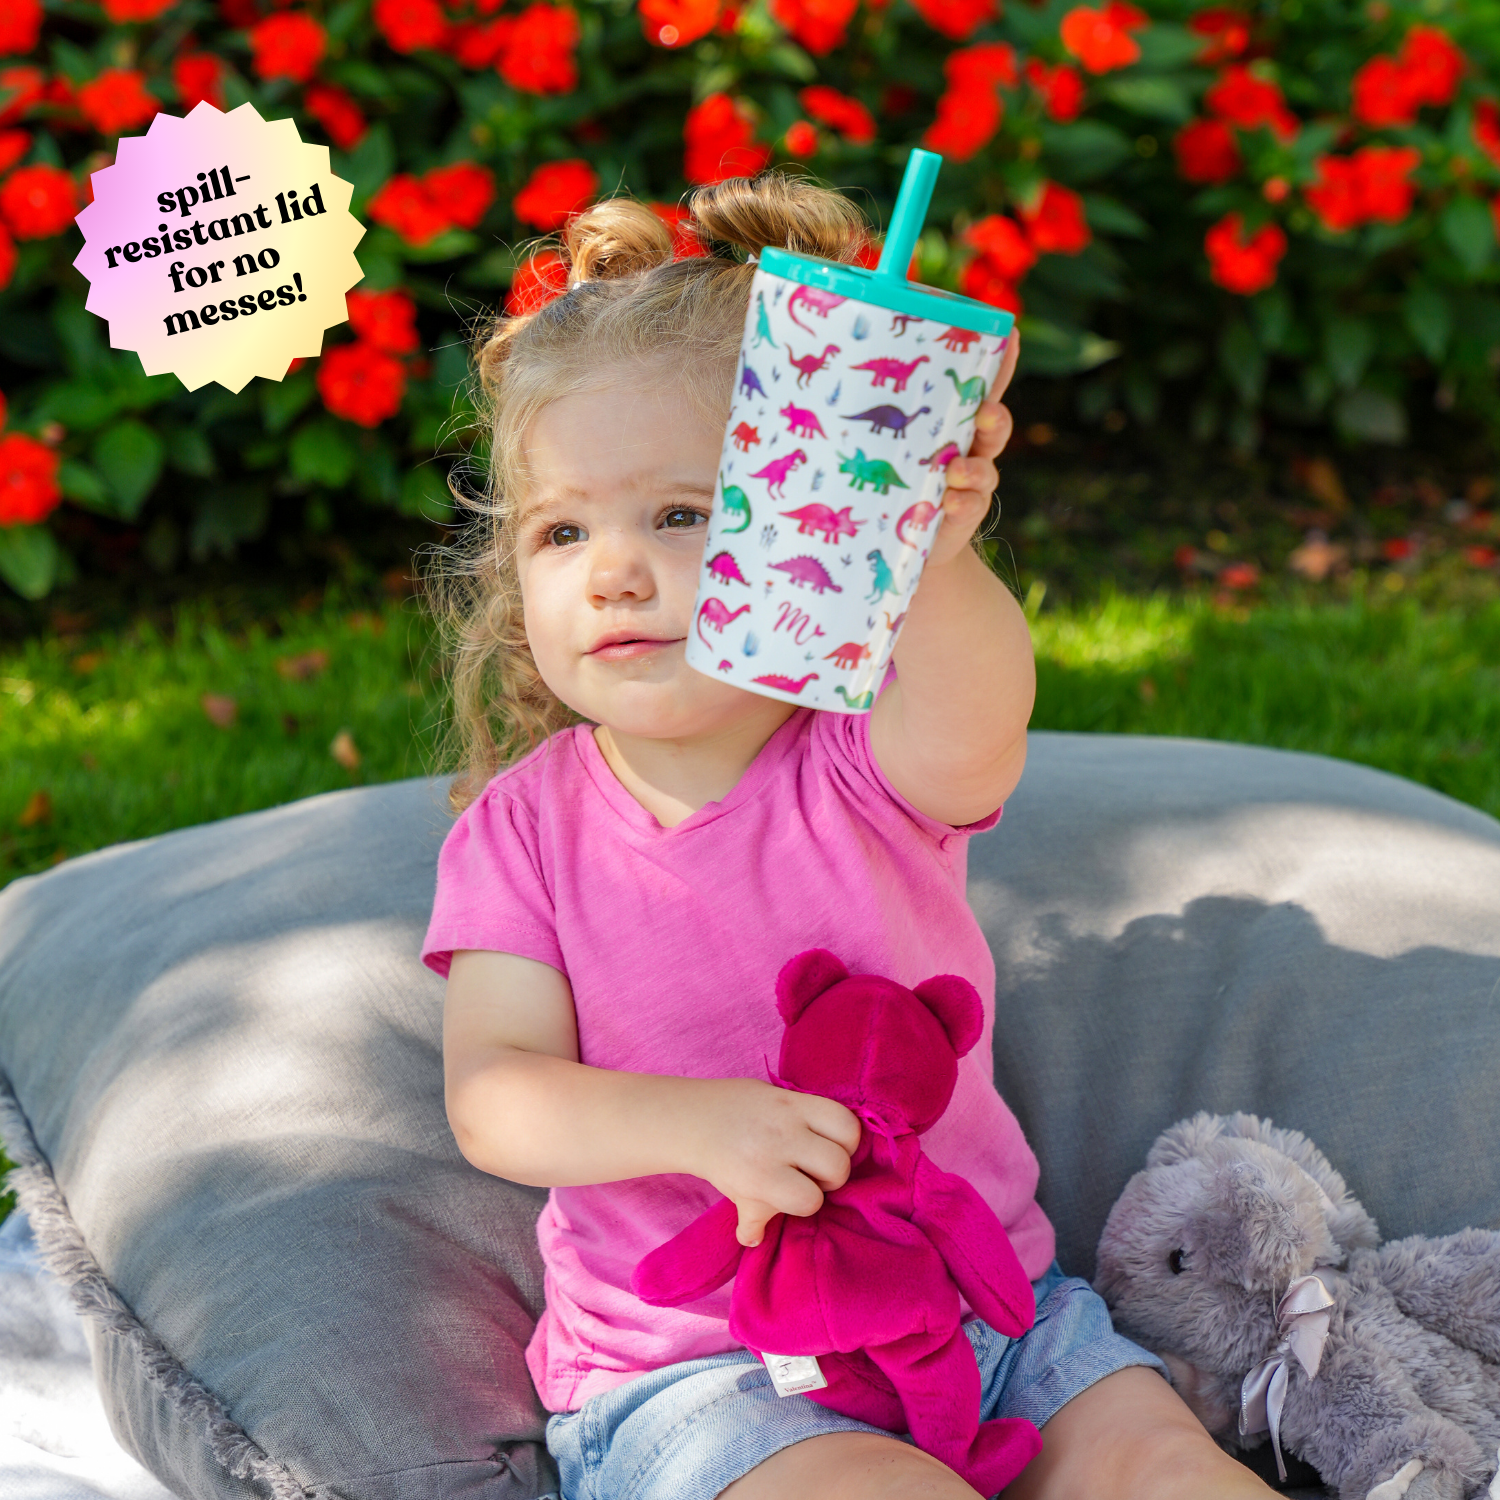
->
[1365,1459,1424,1500]
[762,1352,828,1397]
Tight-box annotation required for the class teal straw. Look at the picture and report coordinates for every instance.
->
[875,148,942,281]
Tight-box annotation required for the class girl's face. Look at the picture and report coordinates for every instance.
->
[515,374,774,741]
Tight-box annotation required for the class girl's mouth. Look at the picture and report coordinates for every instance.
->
[587,637,683,661]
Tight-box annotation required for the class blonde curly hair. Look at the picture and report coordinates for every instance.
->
[418,172,871,815]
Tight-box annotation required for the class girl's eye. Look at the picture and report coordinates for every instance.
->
[546,523,586,547]
[661,508,707,530]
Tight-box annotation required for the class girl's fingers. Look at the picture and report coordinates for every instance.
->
[991,326,1022,403]
[946,455,1000,498]
[967,400,1014,462]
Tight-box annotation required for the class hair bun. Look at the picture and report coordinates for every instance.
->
[687,173,869,264]
[562,200,674,283]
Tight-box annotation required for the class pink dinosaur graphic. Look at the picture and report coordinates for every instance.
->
[896,501,941,547]
[921,441,963,470]
[731,422,760,452]
[824,640,872,670]
[937,326,981,352]
[769,555,842,594]
[779,402,826,439]
[786,343,841,388]
[708,550,749,585]
[788,286,847,334]
[752,672,820,693]
[850,354,930,393]
[696,597,751,649]
[781,503,863,544]
[882,609,908,633]
[717,659,733,671]
[749,449,809,499]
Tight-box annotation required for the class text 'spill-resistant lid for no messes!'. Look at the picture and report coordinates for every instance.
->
[758,149,1016,340]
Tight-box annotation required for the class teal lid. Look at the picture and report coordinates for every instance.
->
[759,149,1014,339]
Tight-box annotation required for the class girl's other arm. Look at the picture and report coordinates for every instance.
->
[443,949,861,1246]
[870,332,1034,827]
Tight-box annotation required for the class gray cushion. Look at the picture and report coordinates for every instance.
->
[1,732,1497,1500]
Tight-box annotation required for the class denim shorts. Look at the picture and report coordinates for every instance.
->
[543,1262,1168,1500]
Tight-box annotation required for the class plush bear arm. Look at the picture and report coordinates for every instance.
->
[910,1157,1035,1338]
[632,1196,745,1308]
[1371,1230,1500,1364]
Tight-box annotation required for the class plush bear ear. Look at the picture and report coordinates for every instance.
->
[776,949,850,1024]
[912,974,983,1057]
[1147,1112,1230,1169]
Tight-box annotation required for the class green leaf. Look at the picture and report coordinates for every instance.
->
[764,44,816,81]
[1100,76,1194,125]
[38,380,121,432]
[1037,121,1133,182]
[52,298,106,377]
[1218,318,1265,404]
[398,230,481,263]
[1324,317,1374,392]
[0,525,60,600]
[1251,287,1290,352]
[1133,24,1204,69]
[1333,389,1407,445]
[1403,283,1452,362]
[290,418,358,487]
[399,463,455,521]
[189,487,272,561]
[334,123,395,210]
[58,460,111,510]
[1122,363,1161,425]
[1016,316,1121,376]
[262,369,316,435]
[1082,194,1150,238]
[167,426,216,478]
[93,420,164,520]
[1440,196,1495,278]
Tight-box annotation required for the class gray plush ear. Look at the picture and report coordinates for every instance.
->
[1147,1112,1230,1170]
[1218,1112,1380,1252]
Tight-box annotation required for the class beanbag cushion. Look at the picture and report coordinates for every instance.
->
[0,733,1496,1500]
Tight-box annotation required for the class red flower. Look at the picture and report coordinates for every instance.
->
[639,0,721,48]
[959,256,1022,313]
[173,53,225,110]
[318,342,406,427]
[1219,561,1259,590]
[219,0,258,27]
[513,158,597,229]
[1399,25,1463,107]
[0,129,29,173]
[498,4,580,93]
[922,86,1001,159]
[447,18,513,66]
[1204,64,1298,140]
[424,161,494,227]
[250,13,327,83]
[1475,100,1500,169]
[1018,180,1090,254]
[505,248,569,314]
[0,163,78,239]
[1351,55,1418,129]
[1304,145,1420,231]
[1303,155,1363,231]
[1204,211,1285,294]
[784,120,817,157]
[1188,8,1250,64]
[768,0,858,56]
[1173,118,1240,184]
[798,85,876,144]
[0,0,42,57]
[1059,1,1146,75]
[648,202,709,258]
[947,42,1017,89]
[910,0,997,43]
[346,288,419,354]
[683,93,771,184]
[1024,59,1084,122]
[373,0,447,52]
[102,0,178,20]
[0,225,16,291]
[962,214,1036,280]
[304,82,366,149]
[1,67,47,126]
[1381,537,1413,562]
[368,175,449,245]
[77,68,160,135]
[1465,544,1498,569]
[0,432,62,527]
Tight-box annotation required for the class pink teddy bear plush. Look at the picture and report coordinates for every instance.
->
[631,948,1043,1497]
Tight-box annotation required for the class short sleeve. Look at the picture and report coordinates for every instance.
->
[420,783,564,980]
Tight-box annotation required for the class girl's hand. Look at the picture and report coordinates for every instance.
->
[690,1078,863,1248]
[927,329,1020,569]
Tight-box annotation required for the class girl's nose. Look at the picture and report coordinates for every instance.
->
[586,526,657,604]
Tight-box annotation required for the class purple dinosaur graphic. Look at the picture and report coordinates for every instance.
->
[787,286,847,334]
[850,354,930,393]
[922,441,963,470]
[780,402,826,439]
[696,597,751,649]
[842,404,932,439]
[752,671,820,694]
[708,550,749,585]
[896,501,941,547]
[768,555,842,594]
[786,343,841,388]
[749,449,808,499]
[740,364,767,399]
[781,503,863,544]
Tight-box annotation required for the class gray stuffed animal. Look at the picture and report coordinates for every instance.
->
[1094,1112,1500,1500]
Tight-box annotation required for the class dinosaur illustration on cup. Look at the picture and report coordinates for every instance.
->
[780,503,864,544]
[838,449,910,495]
[937,327,982,353]
[866,549,898,603]
[921,441,962,470]
[731,422,761,451]
[696,598,752,648]
[740,364,767,399]
[824,640,873,670]
[779,403,826,439]
[843,404,932,439]
[769,555,843,594]
[749,449,809,499]
[896,501,942,547]
[890,313,923,336]
[882,609,908,634]
[787,286,847,334]
[835,685,876,709]
[752,672,820,694]
[786,344,841,388]
[849,354,930,393]
[720,481,751,533]
[944,369,987,415]
[708,550,750,586]
[753,293,774,348]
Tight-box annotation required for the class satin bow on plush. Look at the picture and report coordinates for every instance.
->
[1239,1273,1338,1482]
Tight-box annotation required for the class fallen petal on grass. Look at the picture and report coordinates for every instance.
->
[276,649,330,681]
[201,693,238,728]
[17,789,52,827]
[329,729,361,770]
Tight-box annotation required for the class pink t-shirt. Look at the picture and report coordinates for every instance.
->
[421,705,1055,1413]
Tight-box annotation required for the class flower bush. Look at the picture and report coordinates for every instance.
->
[1,0,1499,598]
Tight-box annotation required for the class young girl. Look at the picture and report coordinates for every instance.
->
[419,173,1278,1500]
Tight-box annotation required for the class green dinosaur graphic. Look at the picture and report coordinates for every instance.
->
[945,367,987,405]
[753,293,774,348]
[866,548,898,603]
[837,449,910,495]
[835,685,875,709]
[721,480,751,533]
